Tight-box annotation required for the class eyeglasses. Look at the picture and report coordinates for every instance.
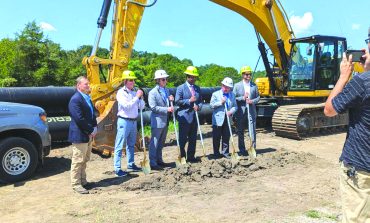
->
[366,38,370,44]
[159,78,167,82]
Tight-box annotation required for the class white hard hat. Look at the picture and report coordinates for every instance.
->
[154,70,169,80]
[221,77,233,88]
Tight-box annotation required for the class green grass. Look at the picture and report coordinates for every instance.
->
[305,209,338,221]
[140,121,178,137]
[305,210,321,219]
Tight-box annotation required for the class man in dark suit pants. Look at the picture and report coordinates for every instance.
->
[175,66,203,162]
[68,76,97,194]
[233,66,260,156]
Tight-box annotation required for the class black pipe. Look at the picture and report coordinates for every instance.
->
[0,87,76,117]
[47,116,71,142]
[0,86,220,117]
[97,0,112,29]
[0,86,220,142]
[46,103,214,142]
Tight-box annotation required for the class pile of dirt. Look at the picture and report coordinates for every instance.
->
[121,150,316,192]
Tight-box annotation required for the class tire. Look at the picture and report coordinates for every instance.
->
[0,137,38,183]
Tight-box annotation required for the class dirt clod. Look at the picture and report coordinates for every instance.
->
[121,150,315,192]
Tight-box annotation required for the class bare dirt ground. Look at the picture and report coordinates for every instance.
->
[0,125,345,223]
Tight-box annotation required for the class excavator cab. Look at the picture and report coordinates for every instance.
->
[287,35,346,94]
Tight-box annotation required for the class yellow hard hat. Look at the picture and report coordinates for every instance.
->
[121,70,137,80]
[240,66,252,75]
[184,66,199,77]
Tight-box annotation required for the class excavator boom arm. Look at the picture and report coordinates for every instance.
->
[211,0,293,70]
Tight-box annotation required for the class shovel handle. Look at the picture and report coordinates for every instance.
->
[139,103,146,151]
[224,103,236,152]
[194,110,204,148]
[170,101,180,148]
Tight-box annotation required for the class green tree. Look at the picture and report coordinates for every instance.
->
[0,38,17,86]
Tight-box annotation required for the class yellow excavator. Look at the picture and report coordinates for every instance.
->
[84,0,355,155]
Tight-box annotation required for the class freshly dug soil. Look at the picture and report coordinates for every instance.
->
[121,150,314,191]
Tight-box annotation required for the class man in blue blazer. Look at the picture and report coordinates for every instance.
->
[68,76,97,194]
[233,66,260,155]
[148,70,174,169]
[210,77,237,158]
[175,66,203,162]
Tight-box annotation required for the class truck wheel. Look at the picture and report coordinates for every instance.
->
[0,137,38,183]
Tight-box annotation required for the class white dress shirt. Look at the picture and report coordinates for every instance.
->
[116,86,145,119]
[243,80,251,98]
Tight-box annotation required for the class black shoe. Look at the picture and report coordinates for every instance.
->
[211,153,223,159]
[115,169,128,177]
[187,157,201,163]
[150,165,162,171]
[127,164,141,172]
[239,152,248,157]
[82,182,95,190]
[157,161,171,167]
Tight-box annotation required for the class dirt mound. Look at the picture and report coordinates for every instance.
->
[121,150,316,192]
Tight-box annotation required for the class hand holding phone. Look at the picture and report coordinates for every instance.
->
[346,50,365,63]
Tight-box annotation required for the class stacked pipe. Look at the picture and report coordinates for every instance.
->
[0,86,220,142]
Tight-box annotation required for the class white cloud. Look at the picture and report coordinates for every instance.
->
[351,23,360,30]
[161,40,184,48]
[39,22,56,32]
[289,12,313,35]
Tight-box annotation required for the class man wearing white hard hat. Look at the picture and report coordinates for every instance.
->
[148,70,174,170]
[210,77,237,158]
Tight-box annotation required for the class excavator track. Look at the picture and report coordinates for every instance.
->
[272,103,348,139]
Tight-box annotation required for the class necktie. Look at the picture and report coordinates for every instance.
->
[190,85,195,96]
[223,92,229,109]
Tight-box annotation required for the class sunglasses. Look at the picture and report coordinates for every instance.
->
[242,73,251,76]
[127,79,135,82]
[159,78,167,82]
[366,38,370,44]
[187,75,196,79]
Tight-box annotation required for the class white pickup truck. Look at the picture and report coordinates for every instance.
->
[0,102,51,183]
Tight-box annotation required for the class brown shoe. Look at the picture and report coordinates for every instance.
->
[73,185,89,194]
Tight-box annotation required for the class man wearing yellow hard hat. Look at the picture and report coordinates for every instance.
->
[175,66,203,162]
[233,66,260,156]
[113,70,145,177]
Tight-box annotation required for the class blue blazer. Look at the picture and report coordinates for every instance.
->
[175,82,203,123]
[233,81,260,120]
[68,91,97,143]
[210,89,237,126]
[148,85,170,128]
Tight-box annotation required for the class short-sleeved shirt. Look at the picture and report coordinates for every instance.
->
[332,71,370,172]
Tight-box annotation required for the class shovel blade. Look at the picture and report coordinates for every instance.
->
[230,151,240,160]
[201,156,208,163]
[176,157,187,167]
[140,160,151,175]
[248,147,257,160]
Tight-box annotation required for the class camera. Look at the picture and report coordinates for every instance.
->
[346,50,365,63]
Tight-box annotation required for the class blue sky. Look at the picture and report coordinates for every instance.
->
[1,0,369,71]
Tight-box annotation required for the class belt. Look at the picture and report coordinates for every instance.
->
[118,116,137,121]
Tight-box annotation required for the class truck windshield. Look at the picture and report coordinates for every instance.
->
[288,42,315,90]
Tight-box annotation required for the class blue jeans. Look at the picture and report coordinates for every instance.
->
[114,118,137,171]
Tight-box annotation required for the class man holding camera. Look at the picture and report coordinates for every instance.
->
[324,28,370,223]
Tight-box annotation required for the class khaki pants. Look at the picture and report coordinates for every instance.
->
[340,162,370,223]
[70,138,92,187]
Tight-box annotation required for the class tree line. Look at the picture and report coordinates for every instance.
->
[0,22,266,88]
